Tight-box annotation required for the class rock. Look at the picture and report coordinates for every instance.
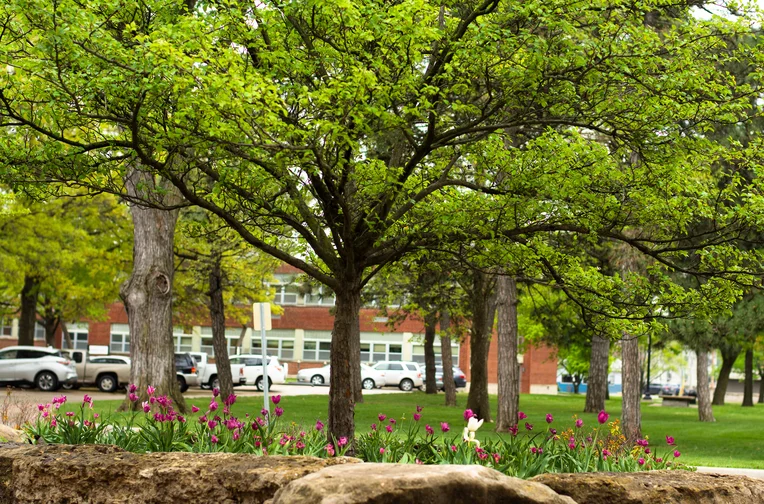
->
[0,425,25,443]
[533,470,764,504]
[0,444,360,503]
[270,463,576,504]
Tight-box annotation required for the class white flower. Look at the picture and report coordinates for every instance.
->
[467,416,484,433]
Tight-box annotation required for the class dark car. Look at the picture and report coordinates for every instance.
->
[643,383,663,396]
[174,353,198,393]
[422,366,467,390]
[660,384,697,397]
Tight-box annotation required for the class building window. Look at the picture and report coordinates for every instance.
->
[412,344,460,367]
[364,342,403,363]
[200,327,246,356]
[272,284,299,305]
[253,337,295,360]
[0,318,12,338]
[173,329,194,353]
[34,322,45,341]
[62,324,88,350]
[110,324,131,353]
[304,286,336,306]
[302,340,331,361]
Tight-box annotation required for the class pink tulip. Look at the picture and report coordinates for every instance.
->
[597,410,609,424]
[545,413,553,424]
[191,405,200,413]
[441,422,450,433]
[517,411,527,420]
[575,418,584,428]
[271,395,281,405]
[425,424,434,435]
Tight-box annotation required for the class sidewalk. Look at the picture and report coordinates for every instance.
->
[697,467,764,480]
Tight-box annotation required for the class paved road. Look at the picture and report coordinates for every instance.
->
[697,466,764,480]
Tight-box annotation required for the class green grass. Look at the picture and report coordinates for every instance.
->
[54,392,764,469]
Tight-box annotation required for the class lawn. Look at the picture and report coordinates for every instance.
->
[52,392,764,469]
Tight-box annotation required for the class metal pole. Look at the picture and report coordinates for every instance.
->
[644,331,653,400]
[260,302,269,417]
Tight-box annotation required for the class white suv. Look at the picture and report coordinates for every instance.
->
[229,355,286,391]
[0,346,77,391]
[372,361,423,391]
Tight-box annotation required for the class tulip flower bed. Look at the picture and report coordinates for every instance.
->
[24,386,689,479]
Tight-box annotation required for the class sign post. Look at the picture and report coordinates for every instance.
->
[252,302,272,417]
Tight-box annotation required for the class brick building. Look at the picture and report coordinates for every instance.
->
[0,265,558,390]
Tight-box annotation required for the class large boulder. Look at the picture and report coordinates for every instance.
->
[0,425,26,443]
[269,463,576,504]
[0,444,360,503]
[533,470,764,504]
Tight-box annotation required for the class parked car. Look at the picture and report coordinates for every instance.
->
[188,352,246,390]
[644,383,663,396]
[422,365,467,390]
[371,361,423,391]
[661,384,697,397]
[62,350,130,392]
[0,346,77,391]
[228,355,287,391]
[175,353,200,392]
[296,364,385,390]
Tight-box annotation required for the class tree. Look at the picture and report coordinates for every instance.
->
[665,318,716,422]
[495,275,520,432]
[174,209,278,399]
[3,0,764,445]
[118,167,186,411]
[0,189,131,345]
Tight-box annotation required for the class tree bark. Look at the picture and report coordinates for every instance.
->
[61,321,73,349]
[118,167,185,412]
[423,311,438,394]
[697,349,715,422]
[495,275,520,432]
[585,335,610,413]
[712,346,740,406]
[328,285,361,450]
[17,275,39,346]
[743,348,754,407]
[440,309,456,407]
[621,333,641,441]
[208,254,234,400]
[466,271,496,423]
[43,315,59,348]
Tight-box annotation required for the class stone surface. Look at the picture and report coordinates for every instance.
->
[0,425,26,443]
[0,444,360,503]
[270,463,576,504]
[533,470,764,504]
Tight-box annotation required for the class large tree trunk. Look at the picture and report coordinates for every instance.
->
[328,284,361,450]
[585,335,610,413]
[61,321,73,349]
[697,349,715,422]
[621,333,641,441]
[118,167,185,412]
[17,275,39,346]
[743,348,754,407]
[495,275,519,432]
[440,309,456,407]
[208,255,233,400]
[713,346,740,406]
[423,311,438,394]
[466,272,496,423]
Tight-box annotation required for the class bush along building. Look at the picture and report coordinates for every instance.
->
[0,265,557,391]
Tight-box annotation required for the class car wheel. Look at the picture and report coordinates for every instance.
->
[36,371,59,392]
[97,374,118,393]
[255,376,273,392]
[310,374,325,386]
[177,376,188,393]
[399,378,414,392]
[210,376,220,390]
[62,383,79,390]
[362,378,375,390]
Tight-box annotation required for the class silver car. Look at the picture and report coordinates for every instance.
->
[0,346,77,391]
